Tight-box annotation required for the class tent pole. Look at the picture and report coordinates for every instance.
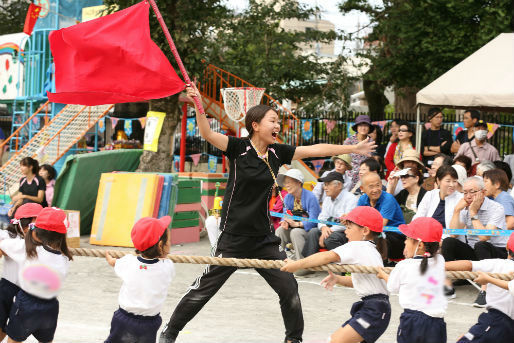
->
[415,105,421,154]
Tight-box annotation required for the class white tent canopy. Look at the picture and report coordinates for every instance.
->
[416,33,514,110]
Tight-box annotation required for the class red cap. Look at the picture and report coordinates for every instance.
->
[15,203,43,220]
[508,232,514,252]
[398,217,443,242]
[35,207,68,234]
[342,206,383,232]
[131,216,171,251]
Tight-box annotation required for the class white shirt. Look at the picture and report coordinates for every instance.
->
[318,189,357,232]
[312,169,352,203]
[472,259,514,319]
[115,255,175,316]
[509,280,514,296]
[387,255,447,318]
[0,234,24,285]
[333,241,388,298]
[458,197,507,248]
[413,189,463,228]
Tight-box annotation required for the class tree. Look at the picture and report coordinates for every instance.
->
[339,0,514,113]
[0,1,27,35]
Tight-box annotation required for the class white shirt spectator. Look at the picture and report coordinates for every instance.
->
[333,241,388,298]
[318,189,357,232]
[472,259,514,319]
[387,255,447,318]
[312,169,352,203]
[115,254,175,316]
[413,189,463,227]
[0,235,23,285]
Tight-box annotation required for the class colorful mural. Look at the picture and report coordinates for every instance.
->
[0,33,27,100]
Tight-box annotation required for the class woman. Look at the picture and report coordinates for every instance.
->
[275,169,321,262]
[392,166,426,223]
[351,157,387,195]
[312,154,352,203]
[39,164,57,207]
[8,157,46,217]
[385,121,415,179]
[369,124,386,158]
[344,114,375,190]
[421,153,452,191]
[159,85,376,343]
[413,166,463,229]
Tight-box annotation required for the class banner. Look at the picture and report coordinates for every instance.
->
[187,118,196,136]
[323,120,336,134]
[124,120,132,137]
[139,117,146,128]
[347,122,355,137]
[372,120,388,131]
[486,123,499,139]
[453,123,464,140]
[23,3,42,35]
[208,155,217,173]
[111,117,119,130]
[190,153,202,166]
[143,111,166,152]
[173,155,180,172]
[302,120,312,140]
[311,159,325,174]
[98,117,105,133]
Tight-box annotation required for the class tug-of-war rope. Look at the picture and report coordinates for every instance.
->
[69,248,514,281]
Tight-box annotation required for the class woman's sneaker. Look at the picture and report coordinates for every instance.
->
[444,285,456,299]
[473,291,487,308]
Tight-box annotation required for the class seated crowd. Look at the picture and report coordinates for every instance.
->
[273,109,514,308]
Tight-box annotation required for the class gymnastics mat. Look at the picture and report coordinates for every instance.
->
[158,174,177,218]
[152,175,165,218]
[90,173,161,247]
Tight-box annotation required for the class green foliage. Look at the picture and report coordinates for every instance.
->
[0,1,27,35]
[340,0,514,90]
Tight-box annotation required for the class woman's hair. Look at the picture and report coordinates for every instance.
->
[477,161,495,175]
[420,242,440,275]
[483,169,510,192]
[25,227,73,260]
[372,124,383,144]
[361,157,384,179]
[453,155,472,173]
[493,161,512,184]
[435,165,458,182]
[5,217,33,239]
[20,157,39,175]
[40,164,57,181]
[370,231,388,261]
[244,104,275,138]
[136,228,169,259]
[433,153,453,168]
[408,165,424,185]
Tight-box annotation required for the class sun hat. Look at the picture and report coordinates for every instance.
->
[351,115,375,133]
[398,217,443,243]
[452,164,467,186]
[317,171,345,184]
[14,203,43,220]
[35,207,68,234]
[396,149,425,171]
[341,206,383,232]
[131,216,171,252]
[332,154,352,167]
[277,169,304,188]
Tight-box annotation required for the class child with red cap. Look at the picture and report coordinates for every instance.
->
[104,216,175,343]
[377,217,447,343]
[0,207,72,343]
[446,232,514,342]
[281,206,390,343]
[0,203,42,341]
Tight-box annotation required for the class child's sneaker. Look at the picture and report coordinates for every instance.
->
[473,291,487,308]
[444,285,456,299]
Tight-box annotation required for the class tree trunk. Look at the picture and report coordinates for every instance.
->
[137,94,181,172]
[363,78,388,121]
[394,87,418,114]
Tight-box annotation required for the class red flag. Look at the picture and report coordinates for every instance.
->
[48,1,184,106]
[23,3,42,35]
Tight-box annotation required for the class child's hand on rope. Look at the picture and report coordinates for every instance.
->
[105,251,116,267]
[281,259,301,273]
[320,271,338,291]
[473,271,492,286]
[376,267,389,282]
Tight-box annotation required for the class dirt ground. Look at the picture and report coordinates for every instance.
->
[1,235,486,343]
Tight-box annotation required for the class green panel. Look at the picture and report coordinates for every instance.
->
[53,149,143,235]
[173,211,199,220]
[177,188,201,204]
[201,188,226,196]
[177,180,201,188]
[171,218,199,228]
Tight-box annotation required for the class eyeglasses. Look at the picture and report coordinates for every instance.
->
[400,174,416,179]
[463,190,480,196]
[398,129,411,133]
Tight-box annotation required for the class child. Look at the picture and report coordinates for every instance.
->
[105,216,175,343]
[377,217,447,343]
[0,203,42,341]
[281,206,390,343]
[39,164,57,207]
[0,207,71,343]
[446,232,514,342]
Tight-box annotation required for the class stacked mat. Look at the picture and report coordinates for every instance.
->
[170,178,202,245]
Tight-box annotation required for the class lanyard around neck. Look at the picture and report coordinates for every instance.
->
[249,139,284,203]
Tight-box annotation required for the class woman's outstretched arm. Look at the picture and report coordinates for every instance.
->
[187,85,229,152]
[293,139,376,160]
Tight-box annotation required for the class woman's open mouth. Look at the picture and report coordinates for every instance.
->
[272,131,278,138]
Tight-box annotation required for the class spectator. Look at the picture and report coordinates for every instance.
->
[386,148,425,196]
[456,120,500,168]
[452,164,467,192]
[443,176,507,305]
[493,161,513,190]
[421,108,453,166]
[270,186,288,230]
[344,114,375,189]
[275,169,321,266]
[453,155,472,177]
[357,173,406,260]
[451,109,480,153]
[8,157,47,217]
[476,160,496,177]
[312,154,352,203]
[413,166,463,229]
[422,153,452,191]
[384,118,401,158]
[483,169,514,229]
[39,164,57,207]
[302,172,357,261]
[392,167,426,223]
[385,121,415,179]
[369,124,386,158]
[350,157,386,195]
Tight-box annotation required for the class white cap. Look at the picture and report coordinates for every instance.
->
[277,169,304,187]
[452,164,467,186]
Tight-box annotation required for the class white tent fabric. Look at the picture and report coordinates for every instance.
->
[416,33,514,109]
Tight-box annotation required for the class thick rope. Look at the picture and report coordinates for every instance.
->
[69,248,514,281]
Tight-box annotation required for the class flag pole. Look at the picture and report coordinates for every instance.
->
[146,0,205,115]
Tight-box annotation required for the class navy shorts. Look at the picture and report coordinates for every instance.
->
[457,309,514,343]
[0,278,20,331]
[342,294,391,343]
[104,307,162,343]
[398,309,446,343]
[6,290,59,343]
